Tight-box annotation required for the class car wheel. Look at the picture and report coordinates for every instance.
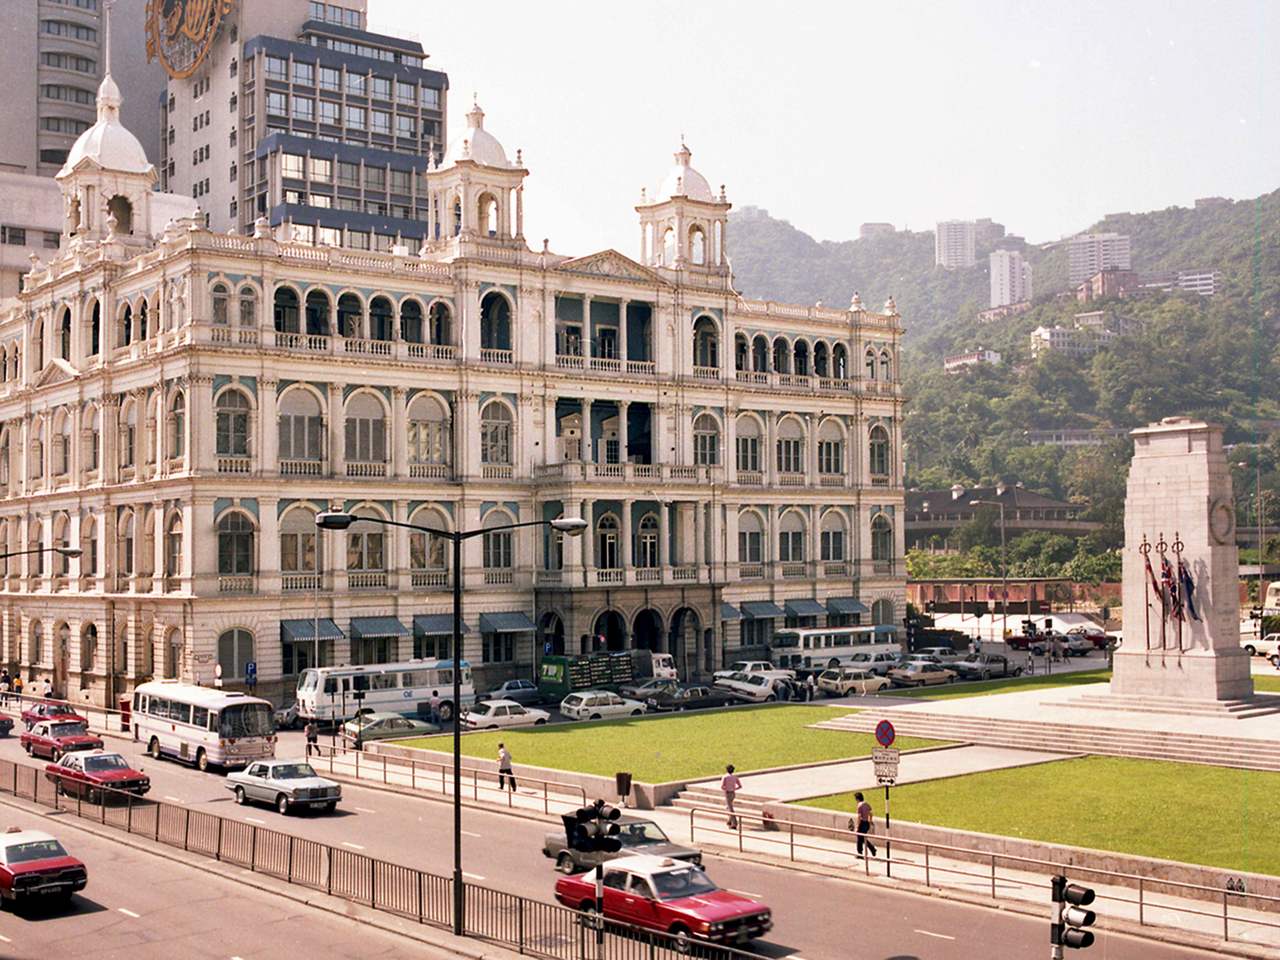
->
[234,786,247,805]
[764,695,776,703]
[534,718,547,725]
[437,702,454,723]
[50,748,61,762]
[1272,654,1280,668]
[670,924,694,954]
[195,749,209,773]
[915,680,925,688]
[1245,645,1257,656]
[980,670,991,681]
[1013,667,1024,677]
[277,794,291,816]
[21,741,30,755]
[556,852,577,874]
[946,674,957,684]
[149,737,162,760]
[88,788,101,805]
[630,709,643,716]
[323,801,337,813]
[52,778,65,796]
[589,714,602,721]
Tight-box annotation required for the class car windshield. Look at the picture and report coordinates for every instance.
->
[618,821,671,846]
[563,696,583,707]
[651,866,718,900]
[4,839,69,865]
[219,702,273,738]
[271,763,318,779]
[83,755,130,772]
[49,723,87,737]
[958,654,980,663]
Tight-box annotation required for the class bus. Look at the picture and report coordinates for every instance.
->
[295,658,475,725]
[771,625,901,674]
[132,680,276,772]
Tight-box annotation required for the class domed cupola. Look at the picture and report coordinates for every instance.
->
[55,66,158,247]
[425,98,528,248]
[636,140,730,273]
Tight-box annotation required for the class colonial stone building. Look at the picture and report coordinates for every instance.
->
[2,71,906,708]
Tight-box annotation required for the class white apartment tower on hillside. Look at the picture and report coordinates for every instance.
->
[989,249,1033,308]
[934,220,975,269]
[1068,232,1131,285]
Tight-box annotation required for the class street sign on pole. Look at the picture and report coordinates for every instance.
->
[872,746,900,784]
[875,719,896,747]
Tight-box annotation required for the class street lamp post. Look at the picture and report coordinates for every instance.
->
[974,500,1007,645]
[316,510,586,937]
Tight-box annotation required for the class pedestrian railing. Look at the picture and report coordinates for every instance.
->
[309,742,589,815]
[0,757,756,960]
[687,806,1280,945]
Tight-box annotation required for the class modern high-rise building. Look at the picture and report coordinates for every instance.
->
[0,0,161,178]
[1,73,907,709]
[934,220,975,269]
[156,0,448,245]
[989,249,1033,308]
[1068,232,1131,285]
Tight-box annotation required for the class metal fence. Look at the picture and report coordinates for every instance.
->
[688,806,1280,945]
[0,757,757,960]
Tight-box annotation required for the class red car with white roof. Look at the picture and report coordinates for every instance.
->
[0,827,88,904]
[554,855,772,948]
[20,701,85,729]
[21,720,103,761]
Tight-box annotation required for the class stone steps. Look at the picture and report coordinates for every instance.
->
[669,787,770,817]
[818,712,1280,772]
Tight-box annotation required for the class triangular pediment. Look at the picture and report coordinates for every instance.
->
[36,358,78,387]
[557,249,666,284]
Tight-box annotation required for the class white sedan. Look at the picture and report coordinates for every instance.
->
[462,698,550,729]
[559,690,646,721]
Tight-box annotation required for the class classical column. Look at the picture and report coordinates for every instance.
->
[617,400,630,465]
[694,499,706,572]
[581,498,595,585]
[765,410,778,487]
[618,298,629,366]
[391,386,408,479]
[260,378,279,475]
[658,500,670,573]
[581,398,594,465]
[621,499,633,573]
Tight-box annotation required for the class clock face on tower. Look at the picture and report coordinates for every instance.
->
[145,0,234,79]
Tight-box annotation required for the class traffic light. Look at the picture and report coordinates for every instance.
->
[1022,619,1036,636]
[973,603,988,619]
[1051,875,1096,950]
[562,799,622,853]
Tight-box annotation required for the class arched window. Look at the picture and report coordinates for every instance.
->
[29,419,44,480]
[737,511,764,565]
[480,402,512,465]
[279,507,317,579]
[304,289,331,337]
[399,299,423,343]
[832,344,848,379]
[119,303,133,347]
[345,509,386,575]
[369,296,393,341]
[880,349,893,382]
[776,417,805,475]
[28,519,44,577]
[84,406,100,473]
[693,413,719,466]
[337,292,362,338]
[871,513,893,563]
[30,620,43,665]
[779,511,805,565]
[238,286,258,327]
[752,335,769,372]
[164,626,181,679]
[407,394,451,470]
[81,623,98,672]
[478,192,498,236]
[273,286,300,333]
[636,513,659,568]
[0,430,8,491]
[735,333,748,371]
[596,514,620,569]
[818,420,844,477]
[735,415,762,474]
[278,388,324,464]
[482,511,514,572]
[869,425,890,479]
[794,340,810,377]
[773,337,790,375]
[168,392,185,460]
[80,514,97,577]
[479,292,511,353]
[212,283,230,325]
[871,598,895,627]
[59,307,71,361]
[865,348,877,380]
[88,300,101,356]
[215,390,251,459]
[345,392,387,465]
[408,507,448,579]
[164,512,183,580]
[217,628,254,682]
[52,410,70,477]
[689,227,705,264]
[31,319,44,371]
[428,300,452,346]
[217,511,255,576]
[118,510,134,576]
[662,227,676,265]
[814,342,829,378]
[137,299,149,340]
[820,511,846,562]
[693,317,718,369]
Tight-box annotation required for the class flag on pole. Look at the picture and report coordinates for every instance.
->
[1178,559,1201,621]
[1162,554,1182,620]
[1145,552,1164,613]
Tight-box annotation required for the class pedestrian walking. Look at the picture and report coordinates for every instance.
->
[429,690,441,726]
[305,720,319,756]
[805,674,815,701]
[721,764,742,828]
[855,791,877,858]
[0,669,9,706]
[41,677,52,699]
[497,743,516,791]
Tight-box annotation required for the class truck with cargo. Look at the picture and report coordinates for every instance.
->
[537,651,676,702]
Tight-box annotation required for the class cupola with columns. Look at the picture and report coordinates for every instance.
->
[423,100,528,250]
[636,141,731,276]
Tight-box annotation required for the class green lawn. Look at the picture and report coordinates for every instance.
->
[1254,674,1280,693]
[880,668,1112,700]
[797,756,1280,875]
[403,704,944,782]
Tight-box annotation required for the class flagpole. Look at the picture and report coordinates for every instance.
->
[1140,536,1153,666]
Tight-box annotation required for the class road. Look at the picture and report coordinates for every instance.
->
[0,725,1230,960]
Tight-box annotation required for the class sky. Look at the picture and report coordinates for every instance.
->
[371,0,1277,258]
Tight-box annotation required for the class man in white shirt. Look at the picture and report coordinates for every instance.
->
[721,764,743,828]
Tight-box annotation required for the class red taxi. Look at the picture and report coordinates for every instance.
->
[0,827,88,905]
[20,701,84,729]
[554,855,772,948]
[21,720,103,761]
[46,752,150,801]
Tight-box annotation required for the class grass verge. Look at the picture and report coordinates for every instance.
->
[797,756,1280,875]
[879,668,1112,700]
[403,704,944,782]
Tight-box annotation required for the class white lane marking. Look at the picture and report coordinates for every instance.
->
[342,841,365,850]
[461,829,482,837]
[163,796,185,803]
[118,908,140,918]
[729,889,763,899]
[354,806,376,813]
[463,871,486,881]
[245,817,266,825]
[914,929,956,940]
[0,933,11,942]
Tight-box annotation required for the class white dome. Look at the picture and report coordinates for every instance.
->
[442,102,513,169]
[58,74,153,177]
[655,143,715,202]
